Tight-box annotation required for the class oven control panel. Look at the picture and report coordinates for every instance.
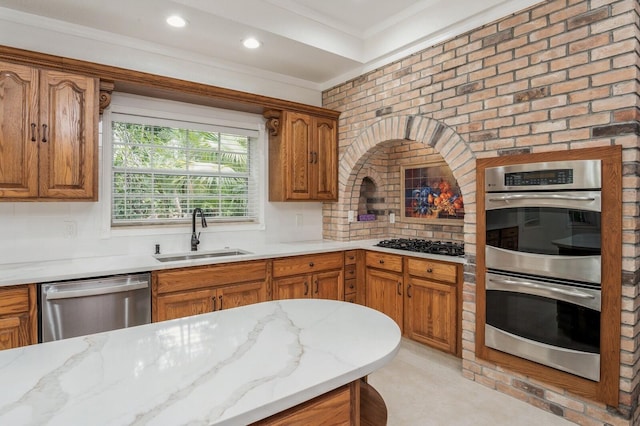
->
[485,159,601,192]
[504,169,573,186]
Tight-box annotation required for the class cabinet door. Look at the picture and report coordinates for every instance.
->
[155,288,216,322]
[0,61,39,198]
[365,268,403,333]
[313,269,343,300]
[285,112,313,200]
[0,316,21,350]
[38,70,98,199]
[406,276,457,354]
[218,281,267,310]
[312,117,337,200]
[273,275,310,300]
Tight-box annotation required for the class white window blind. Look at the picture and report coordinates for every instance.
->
[110,113,259,226]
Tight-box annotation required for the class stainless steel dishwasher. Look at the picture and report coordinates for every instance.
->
[39,273,151,342]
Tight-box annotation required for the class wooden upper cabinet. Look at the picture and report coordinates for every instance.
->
[265,110,338,201]
[0,62,39,198]
[312,117,337,200]
[0,61,98,201]
[38,70,98,199]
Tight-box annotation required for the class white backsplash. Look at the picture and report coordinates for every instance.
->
[0,200,323,264]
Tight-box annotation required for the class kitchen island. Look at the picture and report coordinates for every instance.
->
[0,299,400,425]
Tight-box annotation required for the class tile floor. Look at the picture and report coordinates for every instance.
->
[368,339,573,425]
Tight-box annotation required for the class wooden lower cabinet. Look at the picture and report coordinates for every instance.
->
[152,260,268,322]
[272,252,344,302]
[405,276,457,354]
[0,285,37,350]
[156,281,266,322]
[272,270,343,301]
[364,251,461,355]
[253,381,357,425]
[365,267,403,334]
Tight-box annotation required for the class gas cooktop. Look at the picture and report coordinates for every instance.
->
[375,239,464,257]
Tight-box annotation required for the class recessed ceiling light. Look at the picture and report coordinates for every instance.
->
[166,15,187,28]
[243,38,261,49]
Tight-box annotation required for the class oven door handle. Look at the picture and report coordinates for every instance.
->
[487,277,600,311]
[488,194,596,202]
[45,280,149,300]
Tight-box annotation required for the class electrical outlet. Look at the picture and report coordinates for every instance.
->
[348,210,355,223]
[63,220,77,239]
[389,213,395,224]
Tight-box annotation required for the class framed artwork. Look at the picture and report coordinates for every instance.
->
[400,161,464,224]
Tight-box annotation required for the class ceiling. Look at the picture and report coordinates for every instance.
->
[0,0,541,90]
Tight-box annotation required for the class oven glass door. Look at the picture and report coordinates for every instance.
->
[485,191,601,283]
[485,272,601,381]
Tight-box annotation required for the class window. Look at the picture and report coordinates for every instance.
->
[105,96,262,227]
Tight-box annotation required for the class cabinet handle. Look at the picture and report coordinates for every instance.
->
[212,296,217,311]
[397,282,402,296]
[407,285,412,298]
[349,283,355,289]
[41,124,48,143]
[427,268,433,273]
[304,281,309,296]
[348,255,355,260]
[379,259,384,264]
[309,152,314,164]
[309,262,314,267]
[219,295,223,310]
[313,152,318,164]
[314,279,319,294]
[30,123,37,142]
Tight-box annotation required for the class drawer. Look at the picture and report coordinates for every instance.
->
[155,260,267,293]
[365,251,403,273]
[272,252,344,278]
[345,294,356,304]
[344,264,357,280]
[344,279,357,294]
[344,250,357,265]
[406,258,457,284]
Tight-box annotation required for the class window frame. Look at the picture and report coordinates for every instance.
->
[101,93,266,237]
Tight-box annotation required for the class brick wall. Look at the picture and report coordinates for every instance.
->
[322,0,640,424]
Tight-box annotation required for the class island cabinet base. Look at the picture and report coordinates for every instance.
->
[253,379,387,426]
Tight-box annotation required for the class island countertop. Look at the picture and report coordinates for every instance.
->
[0,299,401,425]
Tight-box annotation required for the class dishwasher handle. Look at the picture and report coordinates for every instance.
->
[45,280,149,300]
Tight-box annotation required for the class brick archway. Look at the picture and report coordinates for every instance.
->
[324,115,476,256]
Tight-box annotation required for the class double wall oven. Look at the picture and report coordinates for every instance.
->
[484,160,602,381]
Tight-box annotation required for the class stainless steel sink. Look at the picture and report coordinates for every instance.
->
[154,249,252,262]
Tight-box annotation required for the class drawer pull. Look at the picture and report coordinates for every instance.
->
[309,262,314,267]
[349,283,355,289]
[379,259,384,264]
[348,255,355,260]
[427,268,433,273]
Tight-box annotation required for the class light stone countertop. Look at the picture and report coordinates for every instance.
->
[0,299,401,425]
[0,239,466,287]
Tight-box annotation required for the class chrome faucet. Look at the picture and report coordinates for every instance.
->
[191,208,208,251]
